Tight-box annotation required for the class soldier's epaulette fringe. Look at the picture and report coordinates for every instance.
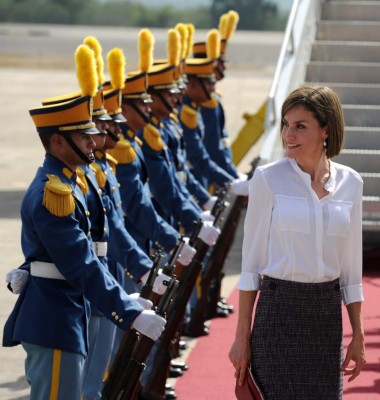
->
[43,174,75,217]
[105,153,118,172]
[107,140,137,164]
[134,136,143,147]
[143,124,163,152]
[75,167,89,195]
[180,105,198,129]
[169,112,179,124]
[90,163,107,189]
[202,94,218,109]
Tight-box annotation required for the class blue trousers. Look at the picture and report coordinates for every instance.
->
[83,315,116,400]
[22,342,85,400]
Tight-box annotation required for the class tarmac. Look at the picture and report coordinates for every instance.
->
[0,23,280,399]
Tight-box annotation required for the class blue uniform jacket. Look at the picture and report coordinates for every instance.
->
[162,115,210,207]
[3,154,143,356]
[79,164,109,317]
[137,119,202,233]
[93,151,152,283]
[108,125,179,253]
[179,96,234,189]
[200,93,239,179]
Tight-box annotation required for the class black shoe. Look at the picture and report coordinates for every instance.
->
[215,306,229,318]
[182,325,209,337]
[169,367,183,378]
[171,360,189,371]
[165,388,177,400]
[217,301,234,314]
[178,340,188,350]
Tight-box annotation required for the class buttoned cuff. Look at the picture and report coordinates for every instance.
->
[341,283,364,305]
[237,272,262,291]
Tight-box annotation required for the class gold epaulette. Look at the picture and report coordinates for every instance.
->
[170,112,179,124]
[90,163,107,189]
[107,139,137,164]
[201,94,218,109]
[75,167,89,195]
[43,174,75,217]
[180,105,198,129]
[105,153,118,172]
[143,123,164,151]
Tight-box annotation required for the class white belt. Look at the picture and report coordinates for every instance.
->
[221,137,231,148]
[93,241,108,257]
[31,261,66,280]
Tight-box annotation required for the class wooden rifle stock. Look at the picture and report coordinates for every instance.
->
[115,278,179,400]
[102,252,162,400]
[141,198,227,399]
[188,157,261,326]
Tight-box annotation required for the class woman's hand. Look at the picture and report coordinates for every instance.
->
[229,337,251,386]
[341,335,366,382]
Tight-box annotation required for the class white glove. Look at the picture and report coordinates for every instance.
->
[203,196,217,211]
[177,237,196,266]
[198,221,221,246]
[229,178,249,196]
[6,269,29,294]
[152,272,171,295]
[132,310,166,341]
[200,210,215,222]
[129,292,153,310]
[238,172,248,181]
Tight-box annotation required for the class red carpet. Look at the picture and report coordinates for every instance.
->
[175,271,380,399]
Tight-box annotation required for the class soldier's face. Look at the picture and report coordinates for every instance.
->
[65,132,96,166]
[104,121,122,150]
[92,134,106,150]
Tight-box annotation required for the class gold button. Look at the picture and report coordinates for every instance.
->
[85,211,90,216]
[112,312,116,316]
[119,318,123,323]
[118,183,121,188]
[103,208,106,213]
[104,228,107,233]
[115,315,119,320]
[112,187,116,192]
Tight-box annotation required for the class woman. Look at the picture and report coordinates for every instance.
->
[229,86,366,399]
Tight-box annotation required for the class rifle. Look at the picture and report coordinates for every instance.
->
[192,157,261,324]
[140,198,227,400]
[111,277,179,400]
[102,251,163,400]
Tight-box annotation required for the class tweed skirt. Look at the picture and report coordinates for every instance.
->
[251,276,343,400]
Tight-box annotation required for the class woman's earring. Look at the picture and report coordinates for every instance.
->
[323,140,327,148]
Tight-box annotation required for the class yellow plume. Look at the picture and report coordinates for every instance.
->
[219,14,228,39]
[75,44,98,97]
[186,24,195,58]
[225,10,239,40]
[83,36,105,86]
[138,29,154,73]
[175,23,188,60]
[207,29,221,60]
[107,48,126,90]
[167,29,181,66]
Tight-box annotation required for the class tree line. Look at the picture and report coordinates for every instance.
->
[0,0,288,31]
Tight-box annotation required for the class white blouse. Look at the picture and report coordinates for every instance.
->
[238,157,364,305]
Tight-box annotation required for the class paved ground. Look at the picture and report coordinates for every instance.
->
[0,24,279,399]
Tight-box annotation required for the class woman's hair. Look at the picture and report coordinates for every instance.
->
[281,86,345,158]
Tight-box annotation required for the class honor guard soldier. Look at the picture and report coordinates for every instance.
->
[106,30,197,268]
[139,29,219,239]
[193,11,244,182]
[162,24,218,213]
[2,47,166,399]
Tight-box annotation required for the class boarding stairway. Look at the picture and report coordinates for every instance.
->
[260,0,380,249]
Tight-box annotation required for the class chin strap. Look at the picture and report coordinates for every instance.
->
[216,66,225,80]
[62,133,94,164]
[198,77,211,101]
[106,129,120,143]
[153,90,174,114]
[130,102,150,124]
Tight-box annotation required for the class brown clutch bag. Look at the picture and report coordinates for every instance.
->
[235,367,265,400]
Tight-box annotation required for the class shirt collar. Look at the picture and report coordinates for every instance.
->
[288,157,336,193]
